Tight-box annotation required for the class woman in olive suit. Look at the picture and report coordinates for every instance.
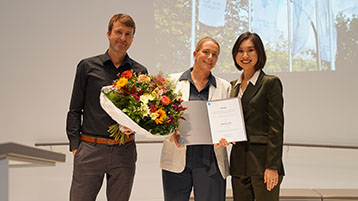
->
[229,32,285,201]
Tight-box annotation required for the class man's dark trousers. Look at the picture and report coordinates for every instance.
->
[70,140,137,201]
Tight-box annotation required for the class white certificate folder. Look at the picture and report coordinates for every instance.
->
[178,98,247,145]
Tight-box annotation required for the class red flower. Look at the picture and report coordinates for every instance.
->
[131,94,140,100]
[150,104,157,112]
[121,70,133,79]
[160,96,171,106]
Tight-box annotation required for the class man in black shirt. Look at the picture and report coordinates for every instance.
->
[66,13,148,201]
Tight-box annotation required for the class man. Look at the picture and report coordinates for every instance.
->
[66,13,148,201]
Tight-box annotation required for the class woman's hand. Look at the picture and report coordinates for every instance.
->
[264,168,279,191]
[170,130,184,148]
[215,138,230,147]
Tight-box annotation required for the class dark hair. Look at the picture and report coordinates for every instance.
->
[232,31,266,71]
[108,13,136,35]
[195,37,220,55]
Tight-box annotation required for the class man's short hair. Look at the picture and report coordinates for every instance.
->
[108,13,136,35]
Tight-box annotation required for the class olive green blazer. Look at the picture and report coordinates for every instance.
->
[229,70,285,176]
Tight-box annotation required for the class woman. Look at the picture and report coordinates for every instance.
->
[160,37,231,201]
[229,32,285,201]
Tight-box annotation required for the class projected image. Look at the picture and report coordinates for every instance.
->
[154,0,358,78]
[154,0,246,77]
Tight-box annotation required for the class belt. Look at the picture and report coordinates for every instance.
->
[81,135,134,145]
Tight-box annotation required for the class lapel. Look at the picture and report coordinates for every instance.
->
[241,70,265,108]
[178,80,191,101]
[208,84,216,100]
[230,80,240,98]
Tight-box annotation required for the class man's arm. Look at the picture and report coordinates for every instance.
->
[66,60,88,151]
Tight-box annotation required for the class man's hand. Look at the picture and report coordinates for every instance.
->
[120,126,134,135]
[264,168,279,191]
[169,131,184,148]
[72,149,77,156]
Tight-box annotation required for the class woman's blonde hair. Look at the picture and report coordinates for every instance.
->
[195,37,220,55]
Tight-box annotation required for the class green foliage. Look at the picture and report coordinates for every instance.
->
[108,124,129,144]
[154,0,247,75]
[154,0,192,73]
[336,14,358,69]
[154,1,357,74]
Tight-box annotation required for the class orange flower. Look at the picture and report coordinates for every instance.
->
[160,96,171,106]
[155,108,167,124]
[138,74,151,83]
[121,70,133,79]
[115,77,128,90]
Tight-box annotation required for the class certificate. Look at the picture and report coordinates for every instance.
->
[178,98,247,145]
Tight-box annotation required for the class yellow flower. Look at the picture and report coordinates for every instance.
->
[151,91,157,97]
[155,108,167,124]
[115,77,128,90]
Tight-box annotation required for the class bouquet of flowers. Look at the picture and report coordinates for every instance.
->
[100,70,186,144]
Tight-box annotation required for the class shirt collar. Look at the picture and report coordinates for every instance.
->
[179,67,217,88]
[235,70,261,87]
[102,50,133,67]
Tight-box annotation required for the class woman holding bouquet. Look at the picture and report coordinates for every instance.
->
[160,37,231,201]
[229,32,285,201]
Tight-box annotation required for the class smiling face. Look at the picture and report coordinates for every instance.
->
[193,40,219,72]
[235,39,258,72]
[107,21,134,55]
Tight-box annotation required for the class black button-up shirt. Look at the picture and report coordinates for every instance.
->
[66,51,148,151]
[179,68,218,175]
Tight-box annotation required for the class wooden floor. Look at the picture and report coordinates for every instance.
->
[189,189,358,200]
